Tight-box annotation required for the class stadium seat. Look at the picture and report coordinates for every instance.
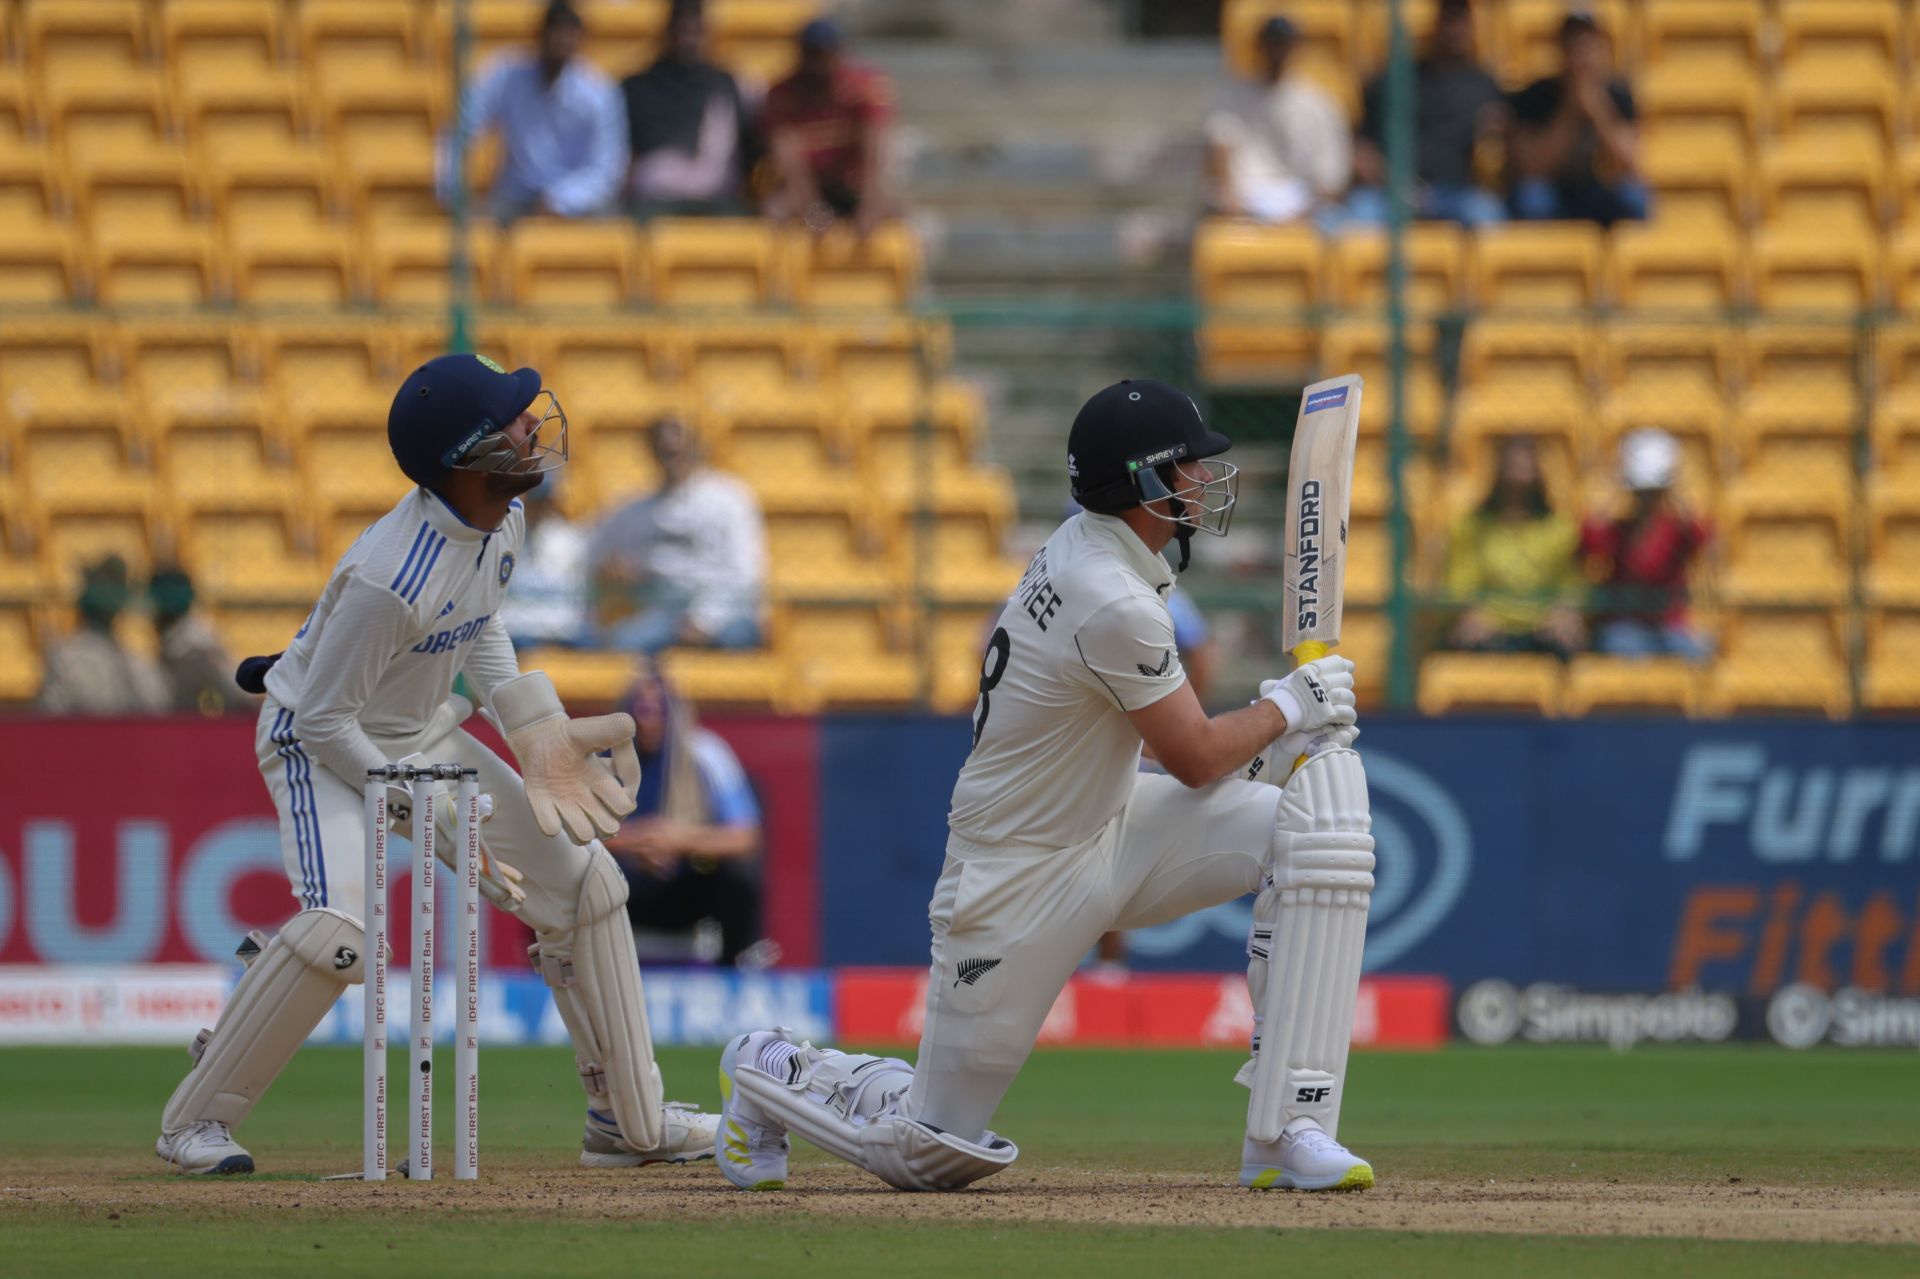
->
[212,604,312,665]
[1596,394,1722,504]
[815,317,930,424]
[1342,512,1393,609]
[1778,0,1900,65]
[367,220,493,308]
[1884,226,1920,313]
[710,0,815,86]
[1563,655,1703,717]
[1350,433,1435,522]
[347,148,439,229]
[782,602,919,709]
[1499,0,1630,83]
[299,0,423,93]
[44,65,170,170]
[1750,225,1880,314]
[1469,224,1604,311]
[786,223,923,311]
[504,218,640,308]
[1865,476,1920,607]
[707,385,842,508]
[304,421,413,545]
[1758,134,1887,229]
[122,319,267,444]
[0,602,44,703]
[262,320,392,436]
[38,509,156,598]
[319,64,441,173]
[1637,60,1762,153]
[1449,384,1584,480]
[1319,318,1443,437]
[646,218,778,307]
[0,65,33,142]
[1705,609,1851,718]
[1774,53,1898,152]
[1637,130,1749,229]
[160,0,282,85]
[1416,652,1564,717]
[90,223,222,306]
[765,501,889,600]
[578,0,667,77]
[447,1,552,78]
[1737,325,1859,477]
[536,321,683,508]
[16,406,149,519]
[0,318,126,437]
[1640,0,1764,68]
[72,144,198,234]
[674,316,804,416]
[23,0,148,81]
[882,502,1025,606]
[177,512,324,610]
[1862,608,1920,711]
[1719,473,1853,607]
[927,607,998,715]
[1327,224,1466,316]
[1459,318,1594,396]
[1608,223,1744,312]
[1194,221,1321,382]
[164,416,298,516]
[181,68,305,170]
[860,379,986,490]
[658,645,790,711]
[1221,1,1354,79]
[0,138,62,231]
[0,224,82,304]
[230,222,355,306]
[211,148,336,235]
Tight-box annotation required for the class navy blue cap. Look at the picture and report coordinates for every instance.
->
[388,353,542,488]
[798,17,840,50]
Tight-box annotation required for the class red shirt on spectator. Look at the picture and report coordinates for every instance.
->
[762,62,894,197]
[1579,509,1709,626]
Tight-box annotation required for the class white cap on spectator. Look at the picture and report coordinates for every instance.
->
[1620,428,1679,491]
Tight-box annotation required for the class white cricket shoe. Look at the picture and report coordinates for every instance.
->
[714,1030,790,1191]
[579,1102,719,1169]
[1240,1118,1374,1191]
[155,1120,254,1175]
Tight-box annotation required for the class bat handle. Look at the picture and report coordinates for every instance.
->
[1287,640,1333,776]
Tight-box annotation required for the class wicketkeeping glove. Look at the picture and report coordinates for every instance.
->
[490,670,641,844]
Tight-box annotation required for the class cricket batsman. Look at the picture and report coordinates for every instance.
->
[155,354,719,1173]
[714,378,1376,1193]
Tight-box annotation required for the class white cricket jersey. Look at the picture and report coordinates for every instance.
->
[947,512,1186,850]
[265,487,526,785]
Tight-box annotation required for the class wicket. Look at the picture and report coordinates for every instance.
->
[362,764,481,1182]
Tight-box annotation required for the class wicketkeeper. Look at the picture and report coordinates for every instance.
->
[155,354,718,1173]
[715,380,1376,1193]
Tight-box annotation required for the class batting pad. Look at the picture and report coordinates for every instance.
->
[529,846,664,1151]
[1240,745,1375,1144]
[162,908,363,1133]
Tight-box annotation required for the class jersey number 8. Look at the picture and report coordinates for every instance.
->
[971,627,1012,749]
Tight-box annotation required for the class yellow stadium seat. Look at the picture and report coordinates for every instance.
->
[504,218,639,308]
[816,317,929,423]
[23,0,148,79]
[1705,609,1851,718]
[211,148,336,235]
[45,65,170,169]
[212,604,311,663]
[765,503,890,600]
[40,511,155,595]
[1778,0,1900,65]
[1871,398,1920,478]
[367,221,493,308]
[1222,1,1354,78]
[0,66,33,142]
[1603,319,1740,395]
[1759,133,1887,230]
[1750,225,1880,314]
[1563,655,1704,716]
[1737,325,1859,477]
[0,138,64,230]
[230,222,355,306]
[1862,608,1920,711]
[0,602,44,704]
[1327,224,1466,316]
[860,379,986,491]
[1319,318,1443,438]
[262,320,392,436]
[787,223,922,311]
[1194,221,1321,383]
[347,148,439,229]
[1638,60,1762,153]
[708,386,841,507]
[0,224,81,304]
[1343,512,1394,609]
[300,0,423,93]
[1640,0,1763,68]
[646,218,777,307]
[1719,474,1853,607]
[1459,317,1594,396]
[1745,321,1858,392]
[1499,0,1631,83]
[1417,653,1564,717]
[535,322,680,508]
[1883,226,1920,313]
[928,607,999,715]
[1335,607,1390,706]
[450,1,553,77]
[1351,433,1435,522]
[889,509,1026,607]
[676,317,805,417]
[164,419,299,520]
[1865,476,1920,606]
[1609,223,1744,312]
[577,0,666,78]
[709,0,815,86]
[73,144,198,233]
[304,423,413,548]
[178,511,321,609]
[782,603,918,709]
[0,318,125,436]
[160,0,281,83]
[1470,224,1604,311]
[320,65,441,172]
[122,319,266,441]
[17,409,149,518]
[655,646,789,712]
[1775,54,1898,152]
[91,223,222,306]
[182,68,304,169]
[1638,129,1749,229]
[1450,384,1584,476]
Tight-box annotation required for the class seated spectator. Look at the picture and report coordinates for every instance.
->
[763,19,895,235]
[37,555,170,715]
[443,0,627,223]
[1445,437,1585,658]
[1204,16,1350,226]
[497,480,590,648]
[621,0,762,219]
[147,566,247,716]
[1580,429,1712,661]
[587,417,765,654]
[604,665,762,966]
[1507,13,1647,225]
[1348,0,1507,229]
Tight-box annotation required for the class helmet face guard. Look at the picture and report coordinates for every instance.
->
[1131,450,1239,540]
[448,389,570,477]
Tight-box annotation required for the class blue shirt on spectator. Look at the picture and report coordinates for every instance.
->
[446,52,628,218]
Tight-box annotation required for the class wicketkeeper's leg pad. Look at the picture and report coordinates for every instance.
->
[733,1035,1018,1191]
[1238,745,1374,1144]
[161,907,363,1133]
[529,844,665,1151]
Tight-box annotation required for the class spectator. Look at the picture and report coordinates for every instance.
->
[1204,16,1350,226]
[1444,437,1585,658]
[1348,0,1507,228]
[762,18,896,235]
[147,566,247,716]
[621,0,762,219]
[37,556,170,715]
[497,479,591,648]
[1581,429,1712,661]
[1507,13,1647,225]
[444,0,627,223]
[604,664,763,966]
[587,417,765,654]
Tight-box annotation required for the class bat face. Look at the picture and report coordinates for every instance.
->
[1283,374,1364,657]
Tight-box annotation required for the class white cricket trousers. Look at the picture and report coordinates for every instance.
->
[904,773,1283,1140]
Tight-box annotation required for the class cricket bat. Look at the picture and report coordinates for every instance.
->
[1282,374,1364,765]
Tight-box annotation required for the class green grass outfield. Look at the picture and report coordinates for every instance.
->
[2,1044,1917,1276]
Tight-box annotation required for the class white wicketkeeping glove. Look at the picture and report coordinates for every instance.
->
[1259,655,1358,738]
[489,671,641,844]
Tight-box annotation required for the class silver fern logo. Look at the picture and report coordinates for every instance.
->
[954,958,1002,988]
